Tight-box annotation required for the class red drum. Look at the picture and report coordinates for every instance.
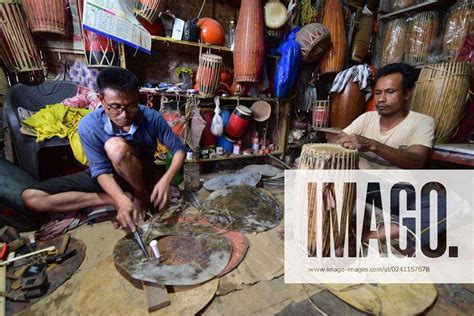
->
[84,30,120,68]
[225,106,253,141]
[201,110,217,148]
[21,0,67,35]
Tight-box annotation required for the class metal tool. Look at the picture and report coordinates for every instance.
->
[133,230,149,258]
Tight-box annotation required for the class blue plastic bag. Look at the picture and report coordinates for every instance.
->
[275,27,301,98]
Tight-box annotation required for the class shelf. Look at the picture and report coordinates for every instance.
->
[154,151,282,165]
[151,36,232,54]
[139,89,282,103]
[149,36,279,59]
[379,0,453,20]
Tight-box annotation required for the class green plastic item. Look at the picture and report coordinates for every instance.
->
[165,153,183,186]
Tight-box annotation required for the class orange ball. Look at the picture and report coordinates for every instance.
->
[197,18,225,46]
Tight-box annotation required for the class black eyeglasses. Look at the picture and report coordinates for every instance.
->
[105,103,139,115]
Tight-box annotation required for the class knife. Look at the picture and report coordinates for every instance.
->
[133,230,149,258]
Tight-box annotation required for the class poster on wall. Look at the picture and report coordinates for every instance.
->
[82,0,151,53]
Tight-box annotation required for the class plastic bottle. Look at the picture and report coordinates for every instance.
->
[226,20,236,50]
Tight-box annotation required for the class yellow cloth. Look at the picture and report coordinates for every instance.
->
[23,103,91,165]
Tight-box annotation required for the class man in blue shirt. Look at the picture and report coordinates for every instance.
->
[22,67,185,231]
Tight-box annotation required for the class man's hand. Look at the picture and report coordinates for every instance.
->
[336,134,376,152]
[115,197,138,231]
[150,177,171,211]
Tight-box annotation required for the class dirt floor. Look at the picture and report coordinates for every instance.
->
[11,169,474,315]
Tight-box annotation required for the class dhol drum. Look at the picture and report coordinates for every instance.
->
[225,106,253,141]
[319,0,347,74]
[298,144,358,257]
[21,0,67,35]
[442,0,474,61]
[311,100,330,129]
[330,81,365,129]
[405,11,439,66]
[0,1,43,73]
[233,0,265,82]
[411,62,472,143]
[380,18,407,66]
[197,53,222,97]
[296,23,331,63]
[84,30,120,68]
[134,0,165,24]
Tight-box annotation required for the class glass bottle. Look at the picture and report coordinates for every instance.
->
[226,20,236,50]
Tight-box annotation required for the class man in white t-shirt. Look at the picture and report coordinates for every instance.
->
[335,63,435,169]
[334,63,442,248]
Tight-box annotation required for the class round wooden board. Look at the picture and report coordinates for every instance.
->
[74,256,218,315]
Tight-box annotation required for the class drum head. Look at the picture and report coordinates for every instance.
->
[264,0,288,29]
[250,100,271,122]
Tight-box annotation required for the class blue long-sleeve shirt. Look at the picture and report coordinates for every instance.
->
[78,105,184,178]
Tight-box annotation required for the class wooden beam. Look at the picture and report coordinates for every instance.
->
[142,281,170,312]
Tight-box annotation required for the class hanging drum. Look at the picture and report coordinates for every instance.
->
[234,0,265,82]
[312,100,330,129]
[296,23,331,63]
[84,30,120,68]
[0,2,42,73]
[411,62,471,143]
[134,0,165,24]
[442,0,474,61]
[225,105,253,141]
[380,18,407,66]
[319,0,346,74]
[21,0,67,35]
[298,144,358,257]
[405,11,439,66]
[330,81,365,129]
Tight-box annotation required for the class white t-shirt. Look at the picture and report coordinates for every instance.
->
[343,111,436,169]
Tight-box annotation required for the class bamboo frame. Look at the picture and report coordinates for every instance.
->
[411,62,472,143]
[299,144,358,256]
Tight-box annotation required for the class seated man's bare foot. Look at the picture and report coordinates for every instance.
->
[133,190,149,219]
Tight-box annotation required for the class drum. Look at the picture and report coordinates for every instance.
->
[380,18,407,66]
[405,11,439,66]
[21,0,67,35]
[442,0,474,61]
[392,0,415,10]
[330,81,365,129]
[197,53,222,97]
[296,23,331,63]
[0,2,43,73]
[411,62,472,143]
[134,0,165,24]
[84,30,120,68]
[319,0,347,74]
[234,0,265,82]
[225,106,252,141]
[351,14,374,63]
[311,100,330,129]
[298,144,358,257]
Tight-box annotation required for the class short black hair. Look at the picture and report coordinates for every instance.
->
[96,67,139,94]
[375,63,419,92]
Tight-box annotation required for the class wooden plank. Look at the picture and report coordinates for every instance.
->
[430,150,474,167]
[0,266,5,316]
[142,281,170,312]
[58,235,70,255]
